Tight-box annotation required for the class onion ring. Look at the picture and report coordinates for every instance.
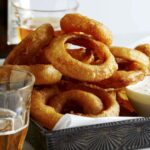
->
[4,65,62,85]
[60,13,112,46]
[116,89,137,116]
[58,81,120,117]
[92,46,148,88]
[94,70,145,88]
[48,90,104,115]
[31,82,119,129]
[117,60,147,71]
[110,46,150,67]
[45,34,118,82]
[31,87,62,129]
[30,87,104,129]
[135,44,150,57]
[4,24,62,85]
[135,44,150,75]
[67,48,94,64]
[4,24,54,65]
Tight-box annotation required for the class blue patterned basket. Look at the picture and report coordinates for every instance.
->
[26,118,150,150]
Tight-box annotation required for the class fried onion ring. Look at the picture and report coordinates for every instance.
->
[91,46,148,88]
[60,13,112,46]
[116,89,137,116]
[31,87,62,129]
[4,24,62,85]
[67,48,94,64]
[94,70,145,88]
[4,65,62,85]
[59,81,120,117]
[117,60,147,71]
[110,46,150,67]
[31,82,119,129]
[135,44,150,57]
[93,49,146,88]
[4,24,54,65]
[135,44,150,75]
[45,34,118,82]
[48,90,104,115]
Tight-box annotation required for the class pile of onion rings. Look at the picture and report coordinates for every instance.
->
[31,83,119,129]
[45,34,118,82]
[4,13,150,130]
[4,24,62,85]
[92,46,149,88]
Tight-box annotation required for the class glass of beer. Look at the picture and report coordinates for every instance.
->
[0,67,35,150]
[11,0,79,41]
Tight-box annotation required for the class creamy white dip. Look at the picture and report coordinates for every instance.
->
[126,76,150,116]
[127,76,150,95]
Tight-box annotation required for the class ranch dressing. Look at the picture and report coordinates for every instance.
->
[126,76,150,116]
[128,76,150,95]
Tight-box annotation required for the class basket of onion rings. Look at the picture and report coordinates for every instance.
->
[3,13,150,150]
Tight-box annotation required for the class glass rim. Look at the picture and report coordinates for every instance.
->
[0,67,35,93]
[11,0,79,13]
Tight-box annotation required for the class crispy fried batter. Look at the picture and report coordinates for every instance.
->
[31,87,62,129]
[4,65,62,85]
[4,24,54,65]
[110,46,150,67]
[135,44,150,75]
[95,70,145,88]
[48,90,104,115]
[4,24,62,85]
[45,34,118,82]
[60,13,112,46]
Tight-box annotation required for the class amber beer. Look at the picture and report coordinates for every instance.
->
[0,109,28,150]
[18,27,32,40]
[18,17,60,40]
[0,67,34,150]
[0,127,28,150]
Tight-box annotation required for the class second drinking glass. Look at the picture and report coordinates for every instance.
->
[11,0,79,41]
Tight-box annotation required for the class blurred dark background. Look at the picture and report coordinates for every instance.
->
[0,0,14,58]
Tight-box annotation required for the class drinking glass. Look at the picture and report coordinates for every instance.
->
[11,0,79,40]
[0,67,35,150]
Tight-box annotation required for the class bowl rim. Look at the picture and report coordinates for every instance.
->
[125,76,150,97]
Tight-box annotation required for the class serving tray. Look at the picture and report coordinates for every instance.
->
[26,118,150,150]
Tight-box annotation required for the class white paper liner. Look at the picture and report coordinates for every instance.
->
[53,114,142,131]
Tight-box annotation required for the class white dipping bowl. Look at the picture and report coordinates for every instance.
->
[125,76,150,117]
